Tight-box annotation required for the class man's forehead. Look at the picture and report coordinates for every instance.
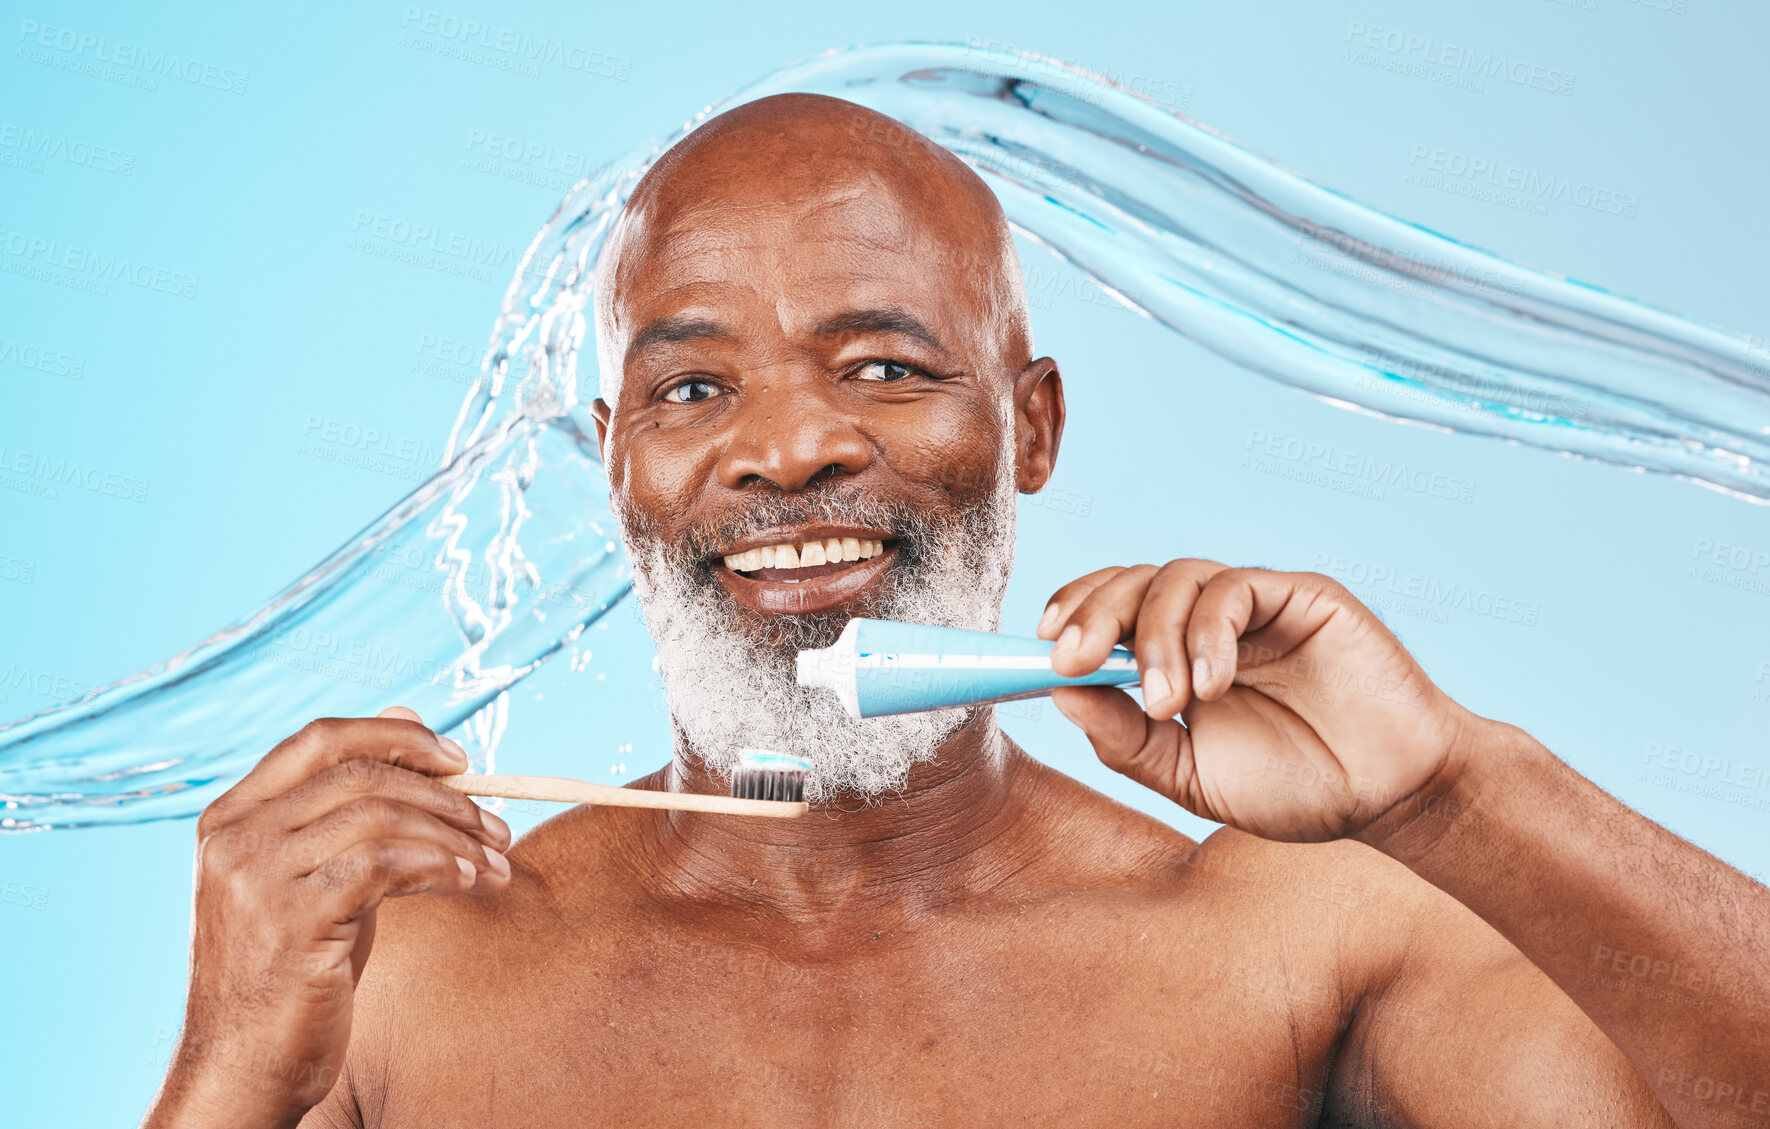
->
[609,200,984,343]
[593,94,1029,402]
[622,224,927,290]
[615,172,947,288]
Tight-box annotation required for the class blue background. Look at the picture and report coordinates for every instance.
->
[3,0,1766,1121]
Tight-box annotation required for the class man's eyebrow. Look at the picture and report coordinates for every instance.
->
[813,307,950,356]
[625,314,732,366]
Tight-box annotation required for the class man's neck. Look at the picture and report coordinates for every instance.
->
[631,710,1043,932]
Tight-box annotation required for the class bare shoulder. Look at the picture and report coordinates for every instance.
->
[1012,749,1417,911]
[1011,752,1203,881]
[351,802,652,1039]
[337,802,647,1097]
[1182,811,1520,983]
[998,757,1476,1096]
[1010,752,1483,984]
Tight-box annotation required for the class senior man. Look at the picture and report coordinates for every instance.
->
[145,94,1769,1128]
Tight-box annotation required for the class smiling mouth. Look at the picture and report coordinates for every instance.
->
[712,530,900,613]
[720,535,894,583]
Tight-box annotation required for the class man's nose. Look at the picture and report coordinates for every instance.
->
[715,381,873,491]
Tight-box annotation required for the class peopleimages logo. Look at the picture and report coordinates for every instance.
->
[0,442,152,503]
[1643,743,1769,792]
[459,129,613,193]
[1311,552,1540,626]
[0,229,200,299]
[1244,429,1477,504]
[253,628,455,692]
[346,211,538,285]
[0,553,36,584]
[0,124,135,176]
[1356,347,1590,425]
[1292,227,1525,300]
[15,20,250,94]
[1343,21,1577,97]
[0,337,85,380]
[463,130,602,178]
[297,415,443,483]
[398,8,632,80]
[1407,145,1640,218]
[0,662,93,704]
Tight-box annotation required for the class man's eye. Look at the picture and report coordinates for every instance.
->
[665,379,720,403]
[857,360,917,383]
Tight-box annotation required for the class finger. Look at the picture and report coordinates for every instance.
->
[1133,559,1230,720]
[291,797,509,893]
[269,759,511,850]
[1048,565,1159,677]
[303,837,486,923]
[1186,569,1329,701]
[380,704,473,765]
[205,716,469,829]
[1035,567,1129,640]
[1050,686,1202,815]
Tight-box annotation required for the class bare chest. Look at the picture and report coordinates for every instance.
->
[365,916,1349,1129]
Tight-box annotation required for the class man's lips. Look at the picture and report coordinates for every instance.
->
[715,539,900,615]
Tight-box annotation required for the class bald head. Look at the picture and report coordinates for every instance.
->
[592,93,1031,408]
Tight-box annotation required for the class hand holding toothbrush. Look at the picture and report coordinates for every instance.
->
[1039,559,1480,845]
[143,707,513,1129]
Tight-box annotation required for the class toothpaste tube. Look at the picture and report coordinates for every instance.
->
[795,618,1140,719]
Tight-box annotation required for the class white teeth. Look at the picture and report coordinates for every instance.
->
[724,536,891,573]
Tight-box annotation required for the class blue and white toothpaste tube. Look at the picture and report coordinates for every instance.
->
[795,618,1140,719]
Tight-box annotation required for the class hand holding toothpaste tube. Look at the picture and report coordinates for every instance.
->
[1037,558,1477,844]
[1040,557,1770,1113]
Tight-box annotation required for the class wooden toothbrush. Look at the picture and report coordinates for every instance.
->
[438,750,810,818]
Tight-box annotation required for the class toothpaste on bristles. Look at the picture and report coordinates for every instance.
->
[730,749,811,803]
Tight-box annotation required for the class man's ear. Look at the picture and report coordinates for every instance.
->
[1012,357,1065,495]
[591,398,612,457]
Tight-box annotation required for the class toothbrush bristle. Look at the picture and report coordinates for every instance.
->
[731,749,809,803]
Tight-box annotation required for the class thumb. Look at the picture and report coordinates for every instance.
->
[1051,686,1198,810]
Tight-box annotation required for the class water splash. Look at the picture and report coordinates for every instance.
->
[5,42,1767,831]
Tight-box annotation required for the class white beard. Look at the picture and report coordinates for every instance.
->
[618,443,1019,804]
